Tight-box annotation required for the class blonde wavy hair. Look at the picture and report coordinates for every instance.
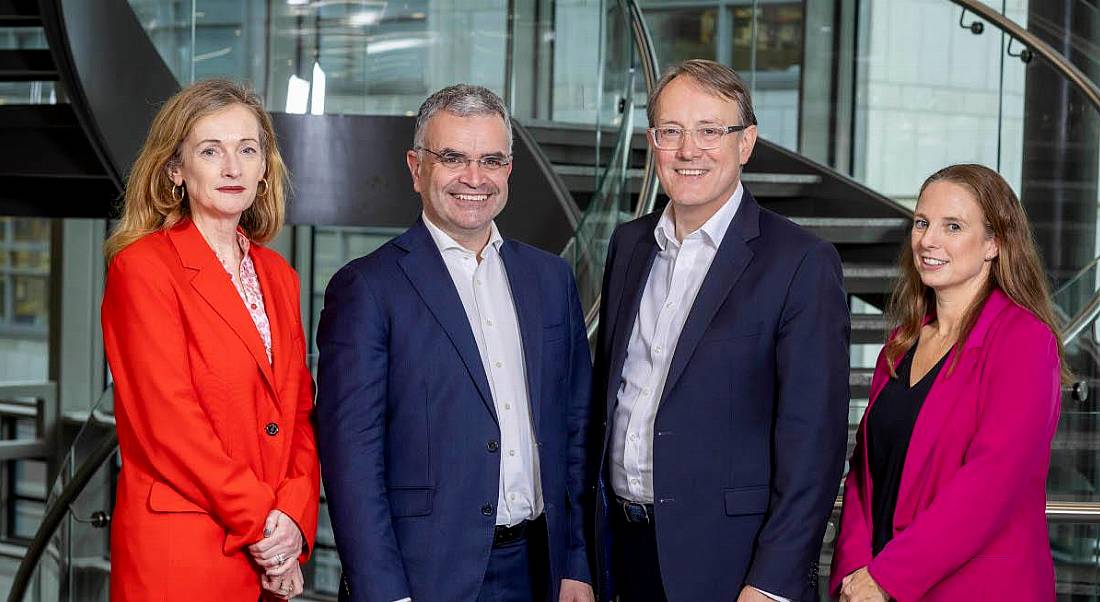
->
[105,79,288,260]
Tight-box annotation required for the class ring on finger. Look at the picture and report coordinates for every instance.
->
[275,553,286,564]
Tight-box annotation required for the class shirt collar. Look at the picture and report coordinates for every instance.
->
[234,229,251,255]
[422,211,503,258]
[654,181,744,251]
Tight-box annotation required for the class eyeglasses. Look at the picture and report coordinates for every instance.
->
[647,125,750,150]
[415,147,512,171]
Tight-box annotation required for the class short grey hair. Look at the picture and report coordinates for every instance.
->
[647,59,757,128]
[413,84,512,152]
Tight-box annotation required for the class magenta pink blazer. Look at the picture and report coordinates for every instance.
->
[830,289,1060,601]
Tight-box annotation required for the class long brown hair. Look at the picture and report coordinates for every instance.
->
[883,163,1070,383]
[105,79,288,260]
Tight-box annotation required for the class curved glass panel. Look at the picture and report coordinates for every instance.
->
[17,388,114,602]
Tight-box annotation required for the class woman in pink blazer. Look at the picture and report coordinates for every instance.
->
[831,164,1067,601]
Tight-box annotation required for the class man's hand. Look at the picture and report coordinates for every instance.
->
[840,567,889,602]
[735,586,773,602]
[559,578,595,602]
[249,509,305,576]
[261,559,304,599]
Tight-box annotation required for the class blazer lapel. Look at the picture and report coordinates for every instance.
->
[605,229,659,415]
[659,195,759,403]
[167,220,278,397]
[501,242,543,436]
[396,221,497,423]
[895,289,1013,513]
[252,248,293,409]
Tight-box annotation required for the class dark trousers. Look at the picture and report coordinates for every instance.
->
[611,507,668,602]
[477,517,551,602]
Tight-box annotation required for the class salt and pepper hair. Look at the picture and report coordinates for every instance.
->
[413,84,513,153]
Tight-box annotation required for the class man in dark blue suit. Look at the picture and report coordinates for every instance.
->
[592,60,850,601]
[316,85,594,602]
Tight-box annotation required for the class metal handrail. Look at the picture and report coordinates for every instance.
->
[946,0,1100,344]
[624,0,660,219]
[949,0,1100,114]
[7,430,117,602]
[584,0,662,333]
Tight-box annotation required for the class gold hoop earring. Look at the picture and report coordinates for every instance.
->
[256,178,269,197]
[171,184,185,203]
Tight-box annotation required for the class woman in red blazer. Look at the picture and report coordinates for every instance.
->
[101,80,319,601]
[831,164,1066,601]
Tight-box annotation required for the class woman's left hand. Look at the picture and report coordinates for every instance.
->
[840,567,890,602]
[262,559,304,599]
[249,509,304,576]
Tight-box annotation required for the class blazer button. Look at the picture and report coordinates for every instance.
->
[481,503,494,516]
[487,440,499,452]
[265,422,279,436]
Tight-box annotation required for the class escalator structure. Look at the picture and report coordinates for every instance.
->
[8,0,1100,600]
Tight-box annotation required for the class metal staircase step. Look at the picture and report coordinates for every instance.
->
[851,313,888,344]
[0,0,41,27]
[843,264,898,294]
[850,367,873,399]
[0,105,107,177]
[0,49,56,81]
[789,217,909,244]
[0,174,118,217]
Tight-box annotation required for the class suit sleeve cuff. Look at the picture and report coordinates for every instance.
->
[750,586,792,602]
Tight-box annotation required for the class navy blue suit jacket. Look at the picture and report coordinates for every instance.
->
[592,190,850,601]
[316,220,593,602]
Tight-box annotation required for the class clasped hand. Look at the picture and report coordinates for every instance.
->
[840,567,889,602]
[250,509,305,599]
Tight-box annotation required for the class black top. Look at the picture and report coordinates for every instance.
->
[867,342,950,556]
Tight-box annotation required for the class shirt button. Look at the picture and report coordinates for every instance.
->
[654,346,663,355]
[641,388,651,397]
[487,440,499,452]
[481,503,494,516]
[486,319,494,327]
[494,361,503,368]
[504,403,512,410]
[509,493,517,501]
[264,422,279,436]
[250,303,257,310]
[475,279,483,287]
[508,449,516,457]
[629,433,638,441]
[630,478,640,485]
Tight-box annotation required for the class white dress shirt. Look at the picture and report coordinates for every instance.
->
[423,214,543,528]
[611,183,743,503]
[610,185,791,602]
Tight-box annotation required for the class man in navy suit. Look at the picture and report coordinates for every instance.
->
[592,60,850,601]
[316,85,594,602]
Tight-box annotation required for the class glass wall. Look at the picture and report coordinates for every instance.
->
[0,219,49,384]
[637,0,804,148]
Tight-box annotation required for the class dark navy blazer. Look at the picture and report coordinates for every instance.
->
[592,189,850,601]
[316,219,593,602]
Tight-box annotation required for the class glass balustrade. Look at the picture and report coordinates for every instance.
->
[16,388,114,602]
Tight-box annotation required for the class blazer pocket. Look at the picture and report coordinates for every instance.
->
[724,485,770,516]
[148,481,208,514]
[388,486,434,518]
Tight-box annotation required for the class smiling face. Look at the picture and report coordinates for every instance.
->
[168,103,266,224]
[650,76,757,222]
[406,111,512,250]
[911,180,999,297]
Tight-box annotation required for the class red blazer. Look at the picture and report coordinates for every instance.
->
[102,219,319,601]
[831,289,1059,601]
